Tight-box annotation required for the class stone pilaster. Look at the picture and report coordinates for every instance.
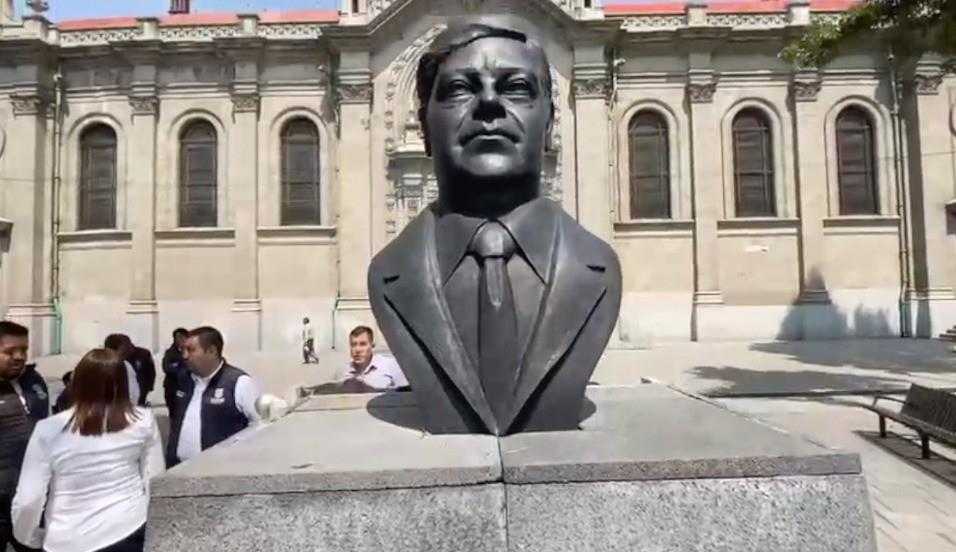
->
[332,47,376,349]
[225,41,263,350]
[902,62,956,337]
[790,70,837,338]
[686,68,724,339]
[572,44,613,243]
[4,86,55,355]
[122,45,161,351]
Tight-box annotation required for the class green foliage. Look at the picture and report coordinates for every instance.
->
[781,0,956,68]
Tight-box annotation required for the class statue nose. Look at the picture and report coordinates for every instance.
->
[474,87,505,120]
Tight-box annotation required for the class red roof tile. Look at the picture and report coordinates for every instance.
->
[258,10,339,24]
[604,3,686,15]
[603,0,860,16]
[55,10,339,31]
[58,17,139,31]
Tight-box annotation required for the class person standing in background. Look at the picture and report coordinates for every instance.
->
[301,317,318,364]
[166,326,262,468]
[162,328,188,414]
[128,343,156,407]
[12,348,165,552]
[103,334,141,407]
[0,321,46,552]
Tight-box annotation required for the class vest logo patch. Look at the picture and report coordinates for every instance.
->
[176,390,186,398]
[210,387,226,405]
[33,385,47,401]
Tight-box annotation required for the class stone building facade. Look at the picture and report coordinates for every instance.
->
[0,0,954,356]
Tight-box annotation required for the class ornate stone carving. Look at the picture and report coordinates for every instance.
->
[60,28,138,46]
[129,96,159,116]
[573,78,610,100]
[707,13,788,28]
[914,73,943,96]
[11,96,43,116]
[687,82,716,104]
[621,15,685,32]
[791,79,822,102]
[231,93,260,113]
[258,23,325,39]
[337,83,373,104]
[160,25,238,41]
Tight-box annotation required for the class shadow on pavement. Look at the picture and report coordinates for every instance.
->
[690,365,915,398]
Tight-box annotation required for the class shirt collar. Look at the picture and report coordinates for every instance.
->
[193,360,225,385]
[350,354,378,376]
[434,197,556,284]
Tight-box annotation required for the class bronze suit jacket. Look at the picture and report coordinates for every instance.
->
[368,199,622,435]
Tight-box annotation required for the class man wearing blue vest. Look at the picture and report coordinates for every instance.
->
[166,326,262,468]
[0,321,46,552]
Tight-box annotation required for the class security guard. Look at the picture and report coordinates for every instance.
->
[166,326,261,468]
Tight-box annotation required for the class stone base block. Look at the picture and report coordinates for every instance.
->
[146,385,877,552]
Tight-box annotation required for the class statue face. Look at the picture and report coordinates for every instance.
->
[426,36,552,214]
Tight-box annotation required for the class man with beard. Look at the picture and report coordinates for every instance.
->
[0,321,46,551]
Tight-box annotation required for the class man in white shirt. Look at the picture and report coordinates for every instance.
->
[103,334,141,406]
[335,326,408,391]
[166,326,261,467]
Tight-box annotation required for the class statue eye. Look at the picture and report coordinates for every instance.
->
[444,79,472,98]
[502,78,534,97]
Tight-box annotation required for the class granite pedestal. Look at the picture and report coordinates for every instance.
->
[146,385,877,551]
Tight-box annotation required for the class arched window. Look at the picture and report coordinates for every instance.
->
[732,109,775,217]
[836,107,878,215]
[280,118,321,225]
[179,120,218,227]
[628,111,670,219]
[79,124,117,230]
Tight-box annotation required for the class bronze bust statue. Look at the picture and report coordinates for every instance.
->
[368,21,622,436]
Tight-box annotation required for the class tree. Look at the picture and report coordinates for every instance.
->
[782,0,956,68]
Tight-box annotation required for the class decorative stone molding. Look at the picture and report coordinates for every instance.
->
[231,93,260,114]
[708,13,788,28]
[129,96,159,116]
[11,95,43,116]
[258,23,325,39]
[160,25,238,41]
[573,78,610,100]
[337,83,373,104]
[791,79,822,102]
[621,15,685,32]
[687,82,716,104]
[59,28,138,46]
[913,73,943,96]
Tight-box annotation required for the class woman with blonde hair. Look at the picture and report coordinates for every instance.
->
[12,348,164,552]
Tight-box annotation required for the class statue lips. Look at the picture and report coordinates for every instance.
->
[461,127,520,154]
[460,126,520,145]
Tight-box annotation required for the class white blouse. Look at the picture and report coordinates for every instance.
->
[11,407,165,552]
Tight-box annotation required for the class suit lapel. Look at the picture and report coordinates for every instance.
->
[380,210,498,433]
[504,219,608,432]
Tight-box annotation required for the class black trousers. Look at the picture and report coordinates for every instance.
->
[91,525,145,552]
[0,495,40,552]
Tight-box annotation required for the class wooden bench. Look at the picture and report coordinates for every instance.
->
[864,384,956,459]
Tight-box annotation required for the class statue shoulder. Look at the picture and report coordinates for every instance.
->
[556,210,621,273]
[369,205,436,280]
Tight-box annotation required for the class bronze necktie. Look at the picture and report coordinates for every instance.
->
[469,221,519,427]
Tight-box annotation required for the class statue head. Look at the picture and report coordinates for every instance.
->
[416,21,554,217]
